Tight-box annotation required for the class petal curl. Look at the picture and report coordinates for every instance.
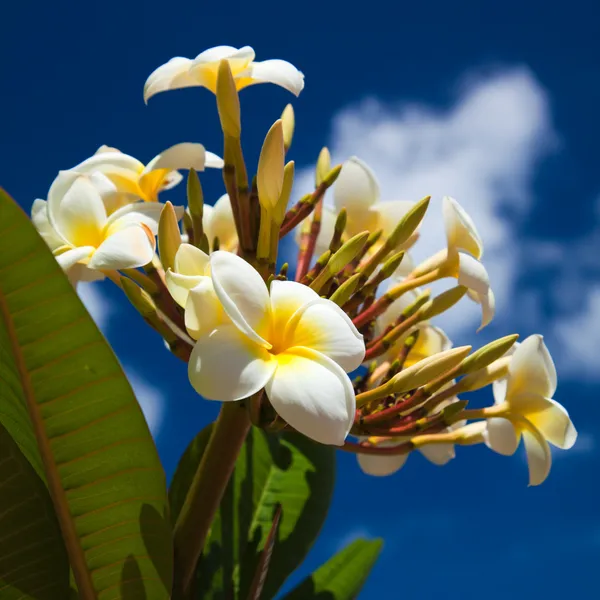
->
[236,59,305,96]
[144,57,197,103]
[334,157,380,215]
[443,196,483,259]
[483,418,520,456]
[87,224,155,270]
[506,334,557,399]
[357,452,408,477]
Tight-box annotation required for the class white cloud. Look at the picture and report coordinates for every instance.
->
[126,369,166,439]
[78,281,113,333]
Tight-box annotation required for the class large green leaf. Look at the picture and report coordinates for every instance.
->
[0,189,173,599]
[282,538,383,600]
[170,426,335,600]
[0,421,70,599]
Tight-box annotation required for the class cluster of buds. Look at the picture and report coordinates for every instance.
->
[33,45,576,487]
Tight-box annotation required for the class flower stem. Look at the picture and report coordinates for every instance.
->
[173,401,251,598]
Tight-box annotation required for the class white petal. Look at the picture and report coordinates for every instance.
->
[56,246,95,271]
[236,59,305,96]
[174,243,210,276]
[378,288,419,332]
[106,201,173,236]
[511,393,577,450]
[184,279,227,340]
[143,57,197,103]
[287,298,365,372]
[371,200,416,237]
[87,224,155,270]
[419,442,455,465]
[334,157,380,215]
[507,334,557,399]
[357,452,408,477]
[521,422,552,486]
[266,347,355,446]
[203,195,238,251]
[205,152,225,169]
[443,196,483,259]
[483,418,520,455]
[209,251,271,346]
[69,150,144,177]
[268,279,320,334]
[142,143,211,175]
[391,252,415,280]
[193,46,255,69]
[166,270,207,308]
[473,288,495,332]
[456,253,490,296]
[188,324,275,401]
[48,173,107,247]
[31,199,64,250]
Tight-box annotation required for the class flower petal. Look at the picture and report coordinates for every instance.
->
[106,201,177,236]
[189,46,255,92]
[357,452,409,477]
[209,251,271,346]
[287,297,365,372]
[166,270,207,308]
[143,57,197,103]
[372,200,416,237]
[268,279,319,328]
[174,243,210,276]
[236,59,305,96]
[184,279,227,340]
[483,418,520,455]
[188,324,275,401]
[266,347,355,446]
[87,224,155,270]
[203,195,238,251]
[419,442,456,466]
[506,334,557,399]
[456,253,490,296]
[443,196,483,259]
[510,393,577,450]
[521,421,552,486]
[334,157,380,215]
[31,199,64,250]
[472,288,496,332]
[56,246,95,271]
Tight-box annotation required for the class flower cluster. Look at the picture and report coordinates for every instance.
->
[33,44,577,486]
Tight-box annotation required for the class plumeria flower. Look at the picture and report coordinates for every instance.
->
[182,250,365,445]
[298,156,419,257]
[144,45,304,103]
[68,143,223,209]
[376,287,452,366]
[357,399,464,476]
[482,335,577,485]
[202,194,238,252]
[32,171,169,283]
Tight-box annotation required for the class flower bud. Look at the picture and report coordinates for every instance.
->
[330,273,362,306]
[419,286,468,320]
[457,356,511,392]
[158,201,182,272]
[458,334,519,376]
[216,59,241,138]
[315,147,331,186]
[387,195,430,249]
[257,120,285,210]
[281,104,295,152]
[273,161,295,225]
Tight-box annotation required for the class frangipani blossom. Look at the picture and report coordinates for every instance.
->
[298,156,419,256]
[483,335,577,485]
[442,196,495,330]
[203,194,238,251]
[377,288,452,366]
[144,45,304,103]
[184,251,365,445]
[68,143,223,208]
[32,171,167,282]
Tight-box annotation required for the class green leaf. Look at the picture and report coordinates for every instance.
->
[0,189,172,599]
[169,427,335,599]
[0,421,70,599]
[282,538,383,600]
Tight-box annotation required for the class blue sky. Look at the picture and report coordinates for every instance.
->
[2,1,599,598]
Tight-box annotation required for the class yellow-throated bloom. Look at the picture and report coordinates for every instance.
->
[178,250,365,445]
[68,143,223,209]
[483,335,577,485]
[202,194,238,252]
[144,45,304,103]
[298,156,419,256]
[32,171,169,283]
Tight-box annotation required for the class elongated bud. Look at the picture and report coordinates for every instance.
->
[400,289,431,319]
[273,161,295,225]
[458,334,519,376]
[187,169,209,253]
[158,201,181,272]
[380,251,406,279]
[323,164,342,187]
[457,356,511,392]
[330,272,362,306]
[329,208,347,253]
[420,286,468,320]
[216,60,241,138]
[388,196,430,248]
[121,276,157,318]
[257,120,285,210]
[315,147,331,186]
[281,104,295,152]
[390,346,472,394]
[441,399,468,422]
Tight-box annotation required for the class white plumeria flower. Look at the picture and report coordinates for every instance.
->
[357,398,463,476]
[68,143,223,210]
[297,156,418,257]
[32,171,167,283]
[440,196,495,330]
[376,288,452,367]
[184,251,365,445]
[483,335,577,486]
[144,45,304,103]
[203,194,238,252]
